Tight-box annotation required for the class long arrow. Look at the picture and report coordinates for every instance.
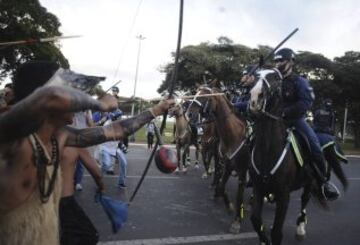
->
[0,35,82,47]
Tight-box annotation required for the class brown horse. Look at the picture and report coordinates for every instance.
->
[195,84,250,233]
[248,68,332,245]
[199,120,223,187]
[168,103,201,173]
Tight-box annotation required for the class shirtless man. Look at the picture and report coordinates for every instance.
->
[0,61,174,245]
[60,146,104,244]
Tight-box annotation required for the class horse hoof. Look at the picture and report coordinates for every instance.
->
[202,172,208,179]
[182,167,188,174]
[296,233,306,241]
[296,222,306,241]
[229,221,241,234]
[174,167,180,175]
[194,164,200,169]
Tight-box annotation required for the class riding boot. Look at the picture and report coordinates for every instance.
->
[312,155,327,184]
[313,156,339,201]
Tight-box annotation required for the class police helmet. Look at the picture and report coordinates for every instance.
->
[274,48,296,62]
[111,86,119,93]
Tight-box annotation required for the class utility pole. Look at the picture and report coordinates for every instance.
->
[130,34,146,142]
[343,103,348,142]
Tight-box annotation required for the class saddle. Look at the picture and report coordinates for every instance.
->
[316,131,348,164]
[288,128,312,168]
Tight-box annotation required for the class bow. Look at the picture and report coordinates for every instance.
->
[129,0,184,203]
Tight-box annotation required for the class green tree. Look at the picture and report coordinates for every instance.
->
[157,37,262,93]
[333,51,360,147]
[295,51,340,107]
[0,0,69,82]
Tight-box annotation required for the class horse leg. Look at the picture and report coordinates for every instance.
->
[194,142,200,169]
[182,144,190,173]
[212,151,222,187]
[230,173,246,234]
[215,161,234,213]
[296,184,311,240]
[175,144,181,173]
[201,146,210,178]
[324,147,348,191]
[271,191,290,245]
[250,187,270,245]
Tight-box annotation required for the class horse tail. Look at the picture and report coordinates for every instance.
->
[323,146,349,191]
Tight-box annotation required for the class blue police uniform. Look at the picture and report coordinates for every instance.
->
[282,74,325,167]
[233,85,252,113]
[313,107,335,135]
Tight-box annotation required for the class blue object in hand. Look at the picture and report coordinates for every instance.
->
[95,192,128,233]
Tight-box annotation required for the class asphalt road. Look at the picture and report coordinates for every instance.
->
[76,144,360,245]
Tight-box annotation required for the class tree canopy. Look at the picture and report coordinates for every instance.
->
[0,0,69,82]
[159,38,360,147]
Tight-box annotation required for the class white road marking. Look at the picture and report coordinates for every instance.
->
[98,232,257,245]
[84,174,180,179]
[348,177,360,181]
[346,155,360,158]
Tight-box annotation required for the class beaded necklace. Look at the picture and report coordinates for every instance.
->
[29,133,60,203]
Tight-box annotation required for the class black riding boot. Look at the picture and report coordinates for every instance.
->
[313,156,339,201]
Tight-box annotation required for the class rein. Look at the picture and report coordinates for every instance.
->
[258,68,284,121]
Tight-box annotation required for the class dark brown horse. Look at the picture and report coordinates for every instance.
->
[248,68,347,245]
[195,84,250,233]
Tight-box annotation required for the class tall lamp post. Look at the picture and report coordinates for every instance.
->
[130,34,146,142]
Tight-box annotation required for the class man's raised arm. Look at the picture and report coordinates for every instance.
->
[64,99,174,148]
[0,86,117,144]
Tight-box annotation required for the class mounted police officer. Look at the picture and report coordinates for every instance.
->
[313,99,346,200]
[313,99,336,135]
[274,48,336,200]
[233,65,257,115]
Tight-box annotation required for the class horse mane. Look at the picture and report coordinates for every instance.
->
[211,86,235,112]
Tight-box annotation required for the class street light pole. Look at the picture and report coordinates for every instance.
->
[130,34,146,142]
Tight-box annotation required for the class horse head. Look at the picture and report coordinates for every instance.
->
[194,86,215,119]
[183,99,202,124]
[168,103,183,118]
[249,68,283,119]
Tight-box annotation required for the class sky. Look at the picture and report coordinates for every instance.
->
[39,0,360,99]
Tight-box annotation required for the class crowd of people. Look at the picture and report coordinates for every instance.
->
[0,60,174,245]
[0,46,347,244]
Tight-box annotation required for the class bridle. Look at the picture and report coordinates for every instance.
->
[254,68,283,121]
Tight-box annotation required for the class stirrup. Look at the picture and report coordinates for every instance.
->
[321,181,340,201]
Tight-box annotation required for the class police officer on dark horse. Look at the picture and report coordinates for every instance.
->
[248,48,347,245]
[274,48,340,198]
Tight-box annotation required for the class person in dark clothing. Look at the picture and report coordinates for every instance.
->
[145,120,155,150]
[313,99,336,135]
[313,99,347,200]
[233,65,257,114]
[274,48,336,200]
